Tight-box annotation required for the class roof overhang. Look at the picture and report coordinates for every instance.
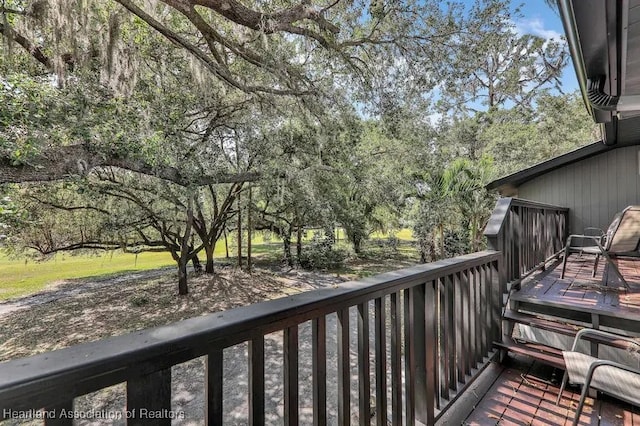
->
[559,0,640,145]
[486,140,613,192]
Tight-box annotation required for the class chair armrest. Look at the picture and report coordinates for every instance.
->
[571,328,640,352]
[584,359,640,388]
[565,235,605,249]
[588,359,640,376]
[566,234,602,243]
[583,227,605,237]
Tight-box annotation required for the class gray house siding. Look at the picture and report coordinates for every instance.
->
[517,146,640,234]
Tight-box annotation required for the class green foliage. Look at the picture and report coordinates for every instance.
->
[129,294,150,307]
[0,193,15,243]
[0,0,600,284]
[409,153,496,261]
[482,91,599,177]
[438,1,567,113]
[298,232,347,271]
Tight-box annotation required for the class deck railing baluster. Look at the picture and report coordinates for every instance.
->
[390,292,402,426]
[312,317,327,426]
[479,266,488,357]
[336,309,349,426]
[374,297,388,426]
[127,368,172,426]
[461,270,472,376]
[358,302,371,425]
[438,277,448,400]
[403,290,415,425]
[43,401,73,426]
[284,326,299,426]
[249,337,265,426]
[455,272,465,384]
[446,274,456,393]
[206,348,224,425]
[474,268,483,365]
[491,260,501,344]
[424,281,437,425]
[409,284,428,425]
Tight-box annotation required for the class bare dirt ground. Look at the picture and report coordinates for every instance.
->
[0,266,345,361]
[0,266,352,425]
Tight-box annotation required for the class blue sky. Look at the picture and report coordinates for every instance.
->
[514,1,579,93]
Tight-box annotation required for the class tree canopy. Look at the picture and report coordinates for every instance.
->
[0,0,600,293]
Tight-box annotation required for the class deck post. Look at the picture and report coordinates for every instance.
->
[43,400,73,426]
[127,368,172,426]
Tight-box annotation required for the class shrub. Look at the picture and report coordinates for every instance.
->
[298,231,346,270]
[299,245,347,270]
[129,294,150,307]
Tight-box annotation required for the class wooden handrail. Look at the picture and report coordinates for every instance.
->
[484,197,569,289]
[0,251,502,425]
[511,198,570,211]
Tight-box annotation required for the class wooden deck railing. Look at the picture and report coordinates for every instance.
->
[0,251,501,425]
[484,197,569,290]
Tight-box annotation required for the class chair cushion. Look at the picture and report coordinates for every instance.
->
[579,246,602,255]
[608,208,640,253]
[563,351,640,406]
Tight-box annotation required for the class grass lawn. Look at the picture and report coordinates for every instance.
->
[0,251,177,300]
[0,229,415,301]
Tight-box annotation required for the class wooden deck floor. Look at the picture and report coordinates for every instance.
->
[464,355,640,425]
[512,256,640,325]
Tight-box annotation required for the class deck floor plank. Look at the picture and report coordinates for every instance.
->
[597,395,626,426]
[464,356,637,426]
[632,403,640,425]
[465,356,531,425]
[512,257,640,323]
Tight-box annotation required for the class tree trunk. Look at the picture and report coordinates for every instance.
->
[247,186,252,273]
[178,256,189,295]
[296,226,302,260]
[283,235,293,266]
[419,248,427,263]
[192,254,203,273]
[224,228,229,258]
[237,191,242,268]
[345,226,363,255]
[353,239,361,254]
[177,194,195,295]
[204,244,215,273]
[350,232,362,254]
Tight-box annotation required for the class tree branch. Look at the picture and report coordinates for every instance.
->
[0,144,261,186]
[33,240,169,255]
[114,0,311,96]
[188,0,339,36]
[0,23,51,68]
